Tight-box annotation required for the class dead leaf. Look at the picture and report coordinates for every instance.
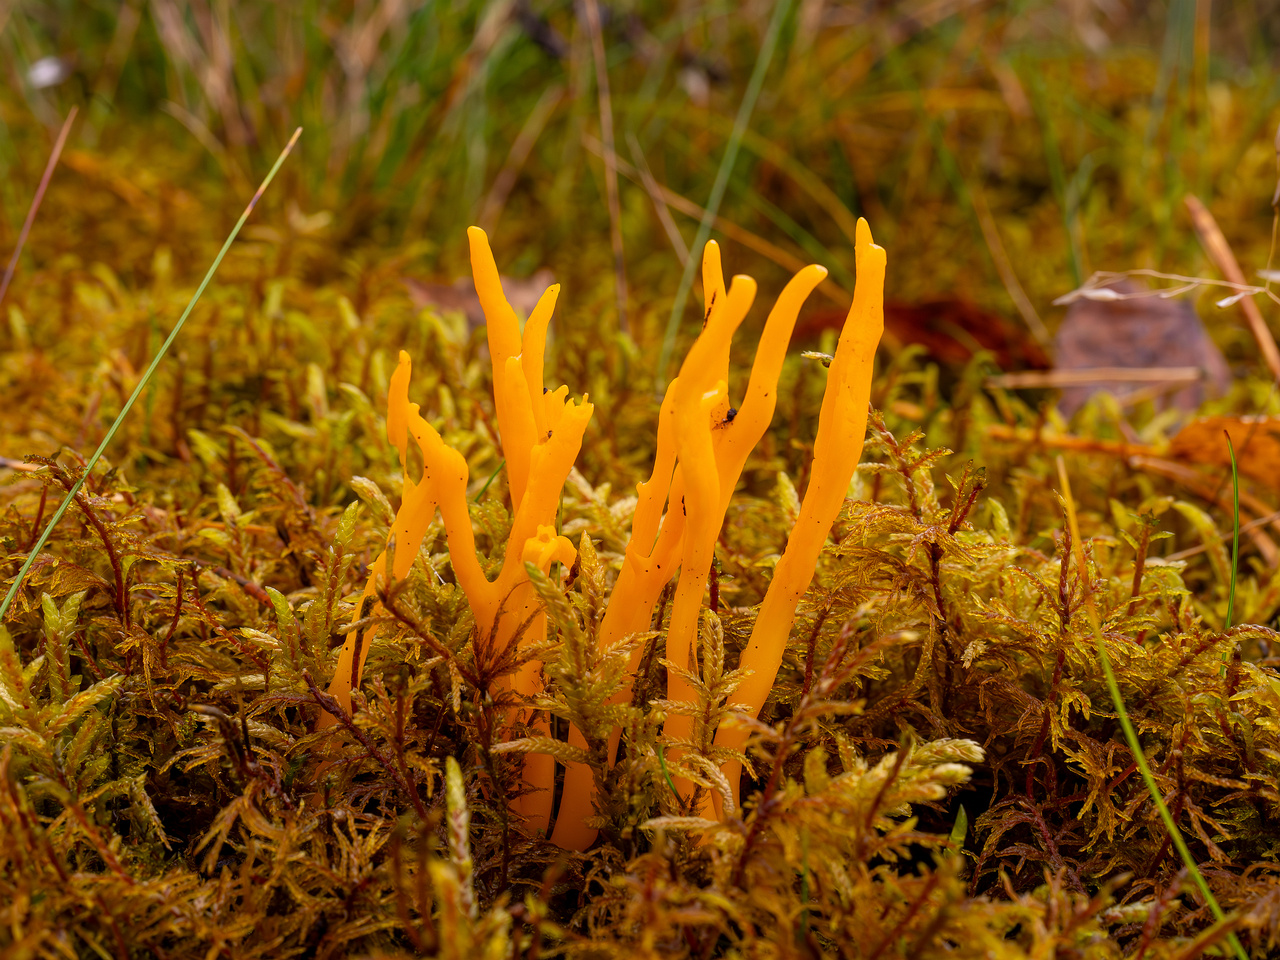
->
[402,269,556,329]
[797,299,1050,371]
[1170,416,1280,491]
[1054,279,1230,416]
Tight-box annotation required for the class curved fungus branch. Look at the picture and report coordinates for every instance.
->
[322,228,591,836]
[551,243,837,849]
[326,223,883,850]
[712,217,885,815]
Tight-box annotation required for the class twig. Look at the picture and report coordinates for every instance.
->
[478,84,563,232]
[187,580,270,679]
[984,423,1153,456]
[1054,268,1279,307]
[989,367,1204,389]
[867,871,941,960]
[969,177,1051,350]
[1165,508,1280,562]
[627,132,688,265]
[1129,454,1280,566]
[49,467,128,627]
[0,106,77,309]
[1184,193,1280,380]
[982,424,1280,565]
[583,135,849,308]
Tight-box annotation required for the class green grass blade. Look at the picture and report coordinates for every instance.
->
[655,0,794,385]
[1225,431,1240,634]
[0,128,302,625]
[474,458,506,503]
[1056,456,1246,960]
[1028,73,1083,289]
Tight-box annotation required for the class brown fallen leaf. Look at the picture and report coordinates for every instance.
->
[1169,416,1280,491]
[402,268,556,328]
[1054,279,1231,416]
[797,299,1050,371]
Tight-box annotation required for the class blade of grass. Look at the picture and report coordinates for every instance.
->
[584,134,850,308]
[969,177,1051,351]
[656,0,795,385]
[627,131,688,266]
[478,83,563,233]
[687,113,863,249]
[474,459,506,503]
[1224,432,1240,655]
[1185,193,1280,381]
[1191,0,1211,199]
[0,127,302,625]
[1267,119,1280,300]
[582,0,628,334]
[1055,455,1246,960]
[0,106,77,309]
[880,43,1051,350]
[1150,0,1195,259]
[1028,73,1083,289]
[741,188,857,292]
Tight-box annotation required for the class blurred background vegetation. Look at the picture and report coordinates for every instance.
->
[3,0,1279,373]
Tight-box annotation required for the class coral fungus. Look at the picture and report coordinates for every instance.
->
[324,220,884,847]
[322,227,591,832]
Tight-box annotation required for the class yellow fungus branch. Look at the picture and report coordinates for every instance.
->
[327,222,882,850]
[322,228,591,836]
[713,218,885,814]
[550,243,832,848]
[322,351,471,723]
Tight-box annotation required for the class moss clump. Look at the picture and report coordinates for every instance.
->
[6,218,1280,957]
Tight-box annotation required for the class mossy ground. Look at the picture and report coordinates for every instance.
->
[4,3,1280,958]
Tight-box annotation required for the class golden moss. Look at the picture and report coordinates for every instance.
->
[6,204,1280,960]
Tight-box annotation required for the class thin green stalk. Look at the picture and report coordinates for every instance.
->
[1225,432,1240,634]
[0,128,302,625]
[1029,73,1083,288]
[656,743,678,798]
[1056,456,1245,960]
[473,458,506,503]
[655,0,794,385]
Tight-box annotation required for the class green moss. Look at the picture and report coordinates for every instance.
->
[4,4,1280,954]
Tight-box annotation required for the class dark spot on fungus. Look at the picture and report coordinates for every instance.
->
[714,406,738,430]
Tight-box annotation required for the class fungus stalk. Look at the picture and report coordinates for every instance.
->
[554,222,882,845]
[325,222,883,850]
[321,228,591,835]
[713,218,885,814]
[550,242,831,849]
